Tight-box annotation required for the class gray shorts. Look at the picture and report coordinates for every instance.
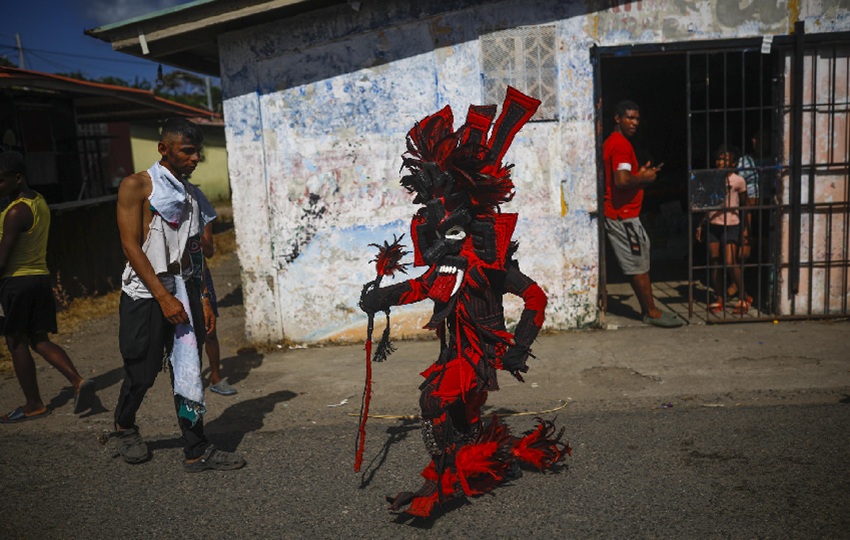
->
[604,217,651,275]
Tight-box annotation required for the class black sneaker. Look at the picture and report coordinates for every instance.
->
[114,427,151,464]
[183,445,245,473]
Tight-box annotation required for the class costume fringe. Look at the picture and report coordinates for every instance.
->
[512,417,571,469]
[395,415,569,517]
[372,312,395,363]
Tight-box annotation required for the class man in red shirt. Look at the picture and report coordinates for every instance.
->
[603,100,683,327]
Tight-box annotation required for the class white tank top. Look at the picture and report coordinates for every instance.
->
[121,171,202,300]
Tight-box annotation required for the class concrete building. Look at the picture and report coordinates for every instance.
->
[88,0,850,344]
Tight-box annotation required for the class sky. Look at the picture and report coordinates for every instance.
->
[0,0,206,84]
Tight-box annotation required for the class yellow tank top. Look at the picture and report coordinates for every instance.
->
[0,193,50,278]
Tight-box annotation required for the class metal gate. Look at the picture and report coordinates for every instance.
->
[686,27,850,322]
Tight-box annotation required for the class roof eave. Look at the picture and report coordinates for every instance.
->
[85,0,345,77]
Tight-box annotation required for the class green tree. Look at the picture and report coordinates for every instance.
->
[97,76,130,87]
[155,70,222,113]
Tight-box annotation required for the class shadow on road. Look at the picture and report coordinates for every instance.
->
[46,367,124,417]
[204,389,298,449]
[216,285,243,308]
[358,419,420,489]
[205,346,264,387]
[392,497,470,529]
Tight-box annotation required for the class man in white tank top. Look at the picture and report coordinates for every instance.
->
[112,118,245,472]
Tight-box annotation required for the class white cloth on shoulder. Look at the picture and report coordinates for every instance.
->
[148,161,216,228]
[147,161,214,424]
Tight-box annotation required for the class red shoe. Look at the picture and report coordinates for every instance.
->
[732,296,752,315]
[708,299,724,314]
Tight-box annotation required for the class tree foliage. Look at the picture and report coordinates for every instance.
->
[55,69,221,112]
[154,70,222,113]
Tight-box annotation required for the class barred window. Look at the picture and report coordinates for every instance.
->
[480,25,557,121]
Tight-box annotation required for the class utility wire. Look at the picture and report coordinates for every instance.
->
[0,42,218,84]
[26,50,80,73]
[0,41,154,66]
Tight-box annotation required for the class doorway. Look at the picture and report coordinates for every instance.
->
[594,42,780,325]
[596,51,692,325]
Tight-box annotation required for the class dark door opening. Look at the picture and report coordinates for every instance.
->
[600,54,691,282]
[598,53,691,324]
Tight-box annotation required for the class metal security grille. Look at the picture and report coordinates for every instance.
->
[687,30,850,322]
[480,25,557,120]
[686,47,782,322]
[778,34,850,317]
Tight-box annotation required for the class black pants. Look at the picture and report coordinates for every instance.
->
[115,280,208,459]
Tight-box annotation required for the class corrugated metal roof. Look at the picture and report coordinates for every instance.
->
[0,66,221,123]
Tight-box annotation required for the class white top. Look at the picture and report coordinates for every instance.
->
[121,164,203,300]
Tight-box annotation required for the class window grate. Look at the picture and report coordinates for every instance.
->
[481,25,557,120]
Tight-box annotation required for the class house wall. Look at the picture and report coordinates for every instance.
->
[130,123,231,202]
[778,41,850,315]
[218,0,850,343]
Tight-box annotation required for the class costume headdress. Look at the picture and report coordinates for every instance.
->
[401,87,541,269]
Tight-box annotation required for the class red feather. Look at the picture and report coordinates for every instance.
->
[512,417,570,469]
[369,234,410,278]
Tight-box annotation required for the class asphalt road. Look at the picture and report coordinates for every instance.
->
[1,251,848,538]
[1,398,848,539]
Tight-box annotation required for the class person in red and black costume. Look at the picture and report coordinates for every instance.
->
[359,88,568,518]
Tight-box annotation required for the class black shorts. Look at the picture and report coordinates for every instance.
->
[0,274,58,337]
[706,223,741,246]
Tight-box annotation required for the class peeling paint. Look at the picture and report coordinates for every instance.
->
[218,0,850,343]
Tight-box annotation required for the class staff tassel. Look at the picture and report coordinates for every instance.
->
[354,234,409,472]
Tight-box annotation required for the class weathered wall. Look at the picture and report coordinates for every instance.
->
[219,0,850,343]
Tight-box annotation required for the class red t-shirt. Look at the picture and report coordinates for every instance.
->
[603,131,643,220]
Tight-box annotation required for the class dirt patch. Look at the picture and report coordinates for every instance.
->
[210,228,236,267]
[580,366,662,392]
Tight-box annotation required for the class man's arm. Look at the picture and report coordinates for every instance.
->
[117,173,188,325]
[201,222,214,259]
[199,223,216,333]
[614,161,659,188]
[0,202,34,274]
